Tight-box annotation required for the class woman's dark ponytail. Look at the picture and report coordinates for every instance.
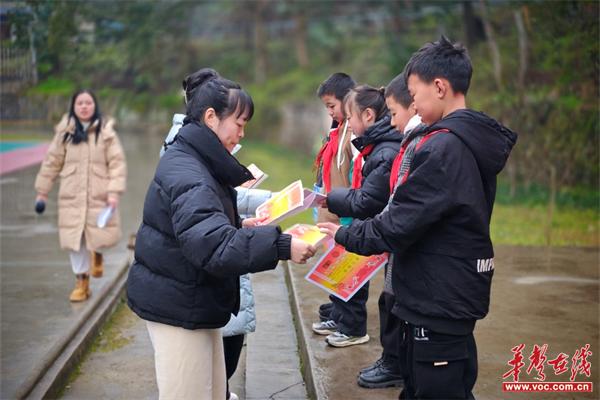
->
[185,74,254,126]
[182,68,220,104]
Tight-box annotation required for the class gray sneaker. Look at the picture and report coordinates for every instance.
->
[325,331,370,347]
[312,319,338,335]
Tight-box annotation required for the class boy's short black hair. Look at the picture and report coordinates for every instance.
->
[385,72,412,108]
[404,35,472,95]
[317,72,356,101]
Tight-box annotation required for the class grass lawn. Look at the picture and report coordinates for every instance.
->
[237,140,598,248]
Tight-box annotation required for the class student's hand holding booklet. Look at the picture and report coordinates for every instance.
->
[317,222,341,238]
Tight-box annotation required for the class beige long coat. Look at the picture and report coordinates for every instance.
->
[35,115,127,252]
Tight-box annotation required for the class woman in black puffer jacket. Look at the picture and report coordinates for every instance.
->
[127,71,315,400]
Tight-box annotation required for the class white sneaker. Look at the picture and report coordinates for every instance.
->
[311,319,338,335]
[326,331,370,347]
[229,392,239,400]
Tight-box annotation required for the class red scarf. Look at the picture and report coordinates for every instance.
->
[314,125,340,193]
[389,145,408,193]
[389,129,448,192]
[351,144,374,189]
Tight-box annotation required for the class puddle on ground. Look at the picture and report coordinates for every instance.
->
[514,276,599,285]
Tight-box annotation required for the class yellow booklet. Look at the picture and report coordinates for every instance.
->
[284,224,330,248]
[256,180,326,225]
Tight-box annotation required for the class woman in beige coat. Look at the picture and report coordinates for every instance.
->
[35,90,126,302]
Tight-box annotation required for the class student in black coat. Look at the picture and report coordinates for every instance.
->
[312,85,402,349]
[127,72,315,400]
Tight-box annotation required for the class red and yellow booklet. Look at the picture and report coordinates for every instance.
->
[305,244,388,302]
[256,180,326,225]
[239,163,268,189]
[284,224,331,248]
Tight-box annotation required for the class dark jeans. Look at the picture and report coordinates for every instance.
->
[399,323,477,399]
[378,291,403,368]
[223,334,245,398]
[329,281,369,336]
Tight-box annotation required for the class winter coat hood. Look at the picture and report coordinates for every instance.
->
[430,109,518,178]
[176,121,253,188]
[352,114,403,152]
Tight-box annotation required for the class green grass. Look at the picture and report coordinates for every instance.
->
[491,204,598,247]
[237,140,599,247]
[236,140,316,230]
[58,298,134,397]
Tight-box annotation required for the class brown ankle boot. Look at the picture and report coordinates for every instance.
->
[90,252,103,278]
[69,274,91,302]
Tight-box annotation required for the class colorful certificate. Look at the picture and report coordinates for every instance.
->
[284,224,331,248]
[239,163,268,189]
[256,180,304,225]
[256,180,326,225]
[305,244,388,302]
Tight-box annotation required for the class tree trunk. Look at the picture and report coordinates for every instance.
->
[293,12,309,68]
[462,1,481,47]
[545,165,557,247]
[514,8,528,103]
[253,0,268,83]
[479,0,502,90]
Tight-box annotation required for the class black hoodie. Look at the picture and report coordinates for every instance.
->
[327,114,403,219]
[335,109,517,334]
[127,121,291,330]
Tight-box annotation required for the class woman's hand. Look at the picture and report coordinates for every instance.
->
[317,222,341,238]
[36,193,48,203]
[242,216,268,227]
[290,238,316,264]
[107,193,119,209]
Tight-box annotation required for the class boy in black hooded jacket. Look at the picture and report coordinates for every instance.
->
[319,36,517,399]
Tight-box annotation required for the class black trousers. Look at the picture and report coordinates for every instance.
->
[329,281,369,336]
[223,334,245,397]
[379,291,403,366]
[399,323,477,400]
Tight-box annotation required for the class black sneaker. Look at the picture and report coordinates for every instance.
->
[357,361,403,389]
[318,302,333,322]
[359,356,385,375]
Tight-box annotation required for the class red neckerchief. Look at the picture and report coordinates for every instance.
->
[351,144,374,189]
[388,129,448,193]
[315,125,340,193]
[389,143,408,193]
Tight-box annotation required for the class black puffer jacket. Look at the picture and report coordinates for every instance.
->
[335,109,517,334]
[327,115,402,219]
[127,121,291,330]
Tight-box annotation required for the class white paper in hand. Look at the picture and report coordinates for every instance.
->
[97,206,114,228]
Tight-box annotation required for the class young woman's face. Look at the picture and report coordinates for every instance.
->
[386,96,415,133]
[407,74,443,125]
[320,94,344,124]
[345,102,373,137]
[74,93,96,122]
[213,111,248,153]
